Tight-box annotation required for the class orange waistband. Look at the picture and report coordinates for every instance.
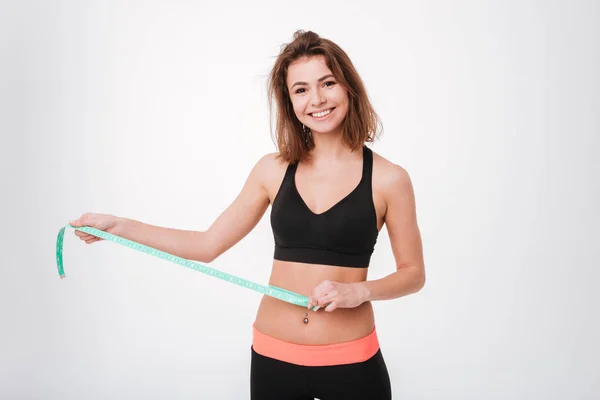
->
[252,323,380,367]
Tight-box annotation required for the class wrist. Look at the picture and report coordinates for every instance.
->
[115,217,130,236]
[355,281,371,304]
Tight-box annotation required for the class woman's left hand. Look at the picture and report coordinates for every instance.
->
[308,280,370,312]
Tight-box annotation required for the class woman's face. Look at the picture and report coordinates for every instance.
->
[286,55,349,136]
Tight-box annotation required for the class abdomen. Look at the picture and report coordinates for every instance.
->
[254,260,375,345]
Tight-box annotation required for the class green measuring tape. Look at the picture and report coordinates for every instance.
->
[56,224,318,310]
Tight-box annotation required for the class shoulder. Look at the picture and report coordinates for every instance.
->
[250,152,289,185]
[254,152,288,173]
[371,149,414,199]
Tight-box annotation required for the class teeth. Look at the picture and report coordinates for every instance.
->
[312,108,332,118]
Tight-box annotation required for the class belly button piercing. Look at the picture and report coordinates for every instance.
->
[303,312,309,324]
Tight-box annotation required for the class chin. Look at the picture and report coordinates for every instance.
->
[308,123,343,135]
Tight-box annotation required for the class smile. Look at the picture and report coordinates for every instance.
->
[309,108,335,119]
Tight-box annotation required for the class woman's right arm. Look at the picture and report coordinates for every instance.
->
[71,154,274,263]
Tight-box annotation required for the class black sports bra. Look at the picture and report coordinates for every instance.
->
[270,146,379,268]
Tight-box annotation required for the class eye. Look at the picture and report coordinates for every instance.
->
[324,81,336,87]
[294,88,306,94]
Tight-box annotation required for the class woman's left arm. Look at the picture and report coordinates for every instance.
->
[360,164,426,301]
[308,165,425,312]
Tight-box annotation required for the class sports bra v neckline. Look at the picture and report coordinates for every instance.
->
[291,146,367,217]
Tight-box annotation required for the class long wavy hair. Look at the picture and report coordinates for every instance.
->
[268,30,383,163]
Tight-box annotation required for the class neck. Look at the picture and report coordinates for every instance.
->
[309,131,353,162]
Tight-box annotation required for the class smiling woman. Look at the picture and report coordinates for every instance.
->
[70,29,425,400]
[268,31,383,164]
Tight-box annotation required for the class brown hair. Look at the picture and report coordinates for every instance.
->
[268,30,383,163]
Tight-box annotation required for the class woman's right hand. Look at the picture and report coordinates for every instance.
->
[70,213,124,244]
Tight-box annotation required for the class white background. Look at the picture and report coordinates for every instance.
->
[2,0,599,399]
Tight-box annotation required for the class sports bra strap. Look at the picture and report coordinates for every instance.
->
[363,145,373,185]
[283,161,298,181]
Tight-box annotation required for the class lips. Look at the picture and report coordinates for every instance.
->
[309,107,335,119]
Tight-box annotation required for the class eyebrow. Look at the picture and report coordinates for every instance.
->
[290,74,335,89]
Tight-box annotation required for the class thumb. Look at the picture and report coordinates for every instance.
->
[70,213,92,227]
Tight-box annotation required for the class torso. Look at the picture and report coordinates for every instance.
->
[254,147,388,345]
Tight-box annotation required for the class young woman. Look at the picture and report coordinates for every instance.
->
[71,30,425,399]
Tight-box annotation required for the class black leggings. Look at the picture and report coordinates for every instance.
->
[250,346,392,400]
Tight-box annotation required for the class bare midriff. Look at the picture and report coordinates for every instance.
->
[253,259,375,345]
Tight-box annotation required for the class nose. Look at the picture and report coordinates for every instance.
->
[310,88,326,107]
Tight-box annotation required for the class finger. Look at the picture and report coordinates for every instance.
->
[69,217,83,227]
[75,232,94,241]
[310,280,335,301]
[308,296,321,309]
[307,298,323,311]
[307,297,321,310]
[74,230,93,238]
[308,280,336,310]
[324,301,337,312]
[316,291,338,307]
[71,213,94,227]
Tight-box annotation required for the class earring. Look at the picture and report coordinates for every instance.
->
[302,124,311,140]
